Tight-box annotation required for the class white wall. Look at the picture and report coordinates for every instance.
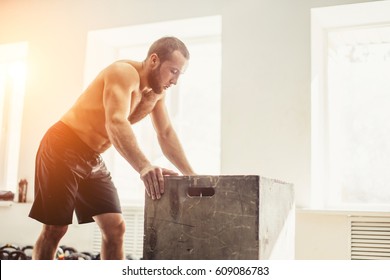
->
[0,0,381,258]
[296,211,351,259]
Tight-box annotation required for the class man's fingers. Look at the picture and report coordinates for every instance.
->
[144,180,151,197]
[143,175,155,200]
[162,168,179,175]
[150,172,161,199]
[141,166,164,200]
[141,166,180,200]
[156,169,165,194]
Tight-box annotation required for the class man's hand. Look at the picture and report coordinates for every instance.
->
[140,165,178,200]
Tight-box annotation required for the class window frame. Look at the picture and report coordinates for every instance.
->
[0,42,28,192]
[311,2,390,211]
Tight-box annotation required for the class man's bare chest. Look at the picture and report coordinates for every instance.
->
[129,91,161,123]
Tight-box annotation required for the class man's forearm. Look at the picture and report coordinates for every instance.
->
[157,129,195,175]
[106,119,151,173]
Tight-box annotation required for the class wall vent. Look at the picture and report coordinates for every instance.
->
[350,216,390,260]
[92,205,144,259]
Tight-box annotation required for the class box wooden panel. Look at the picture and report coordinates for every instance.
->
[143,175,294,260]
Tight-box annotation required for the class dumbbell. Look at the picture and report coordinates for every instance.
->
[21,245,34,260]
[0,244,20,251]
[0,249,10,260]
[8,250,27,260]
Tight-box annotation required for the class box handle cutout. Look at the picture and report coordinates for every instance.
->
[187,187,215,197]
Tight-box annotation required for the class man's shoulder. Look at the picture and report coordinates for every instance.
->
[100,60,140,85]
[104,60,139,76]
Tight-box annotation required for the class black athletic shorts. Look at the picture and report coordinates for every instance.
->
[29,121,122,225]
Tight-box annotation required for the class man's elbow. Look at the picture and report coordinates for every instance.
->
[105,116,129,133]
[157,127,174,142]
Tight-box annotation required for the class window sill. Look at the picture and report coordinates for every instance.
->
[0,201,32,208]
[296,207,390,217]
[0,201,13,207]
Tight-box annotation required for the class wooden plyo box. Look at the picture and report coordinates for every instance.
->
[143,175,294,260]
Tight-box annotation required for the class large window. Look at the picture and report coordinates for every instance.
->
[84,16,221,205]
[311,2,390,210]
[0,42,28,191]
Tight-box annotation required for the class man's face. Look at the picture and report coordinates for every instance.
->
[149,50,188,94]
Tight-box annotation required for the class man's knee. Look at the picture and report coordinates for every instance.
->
[105,219,126,239]
[41,224,68,241]
[96,214,126,241]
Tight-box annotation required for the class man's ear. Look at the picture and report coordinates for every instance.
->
[150,53,160,67]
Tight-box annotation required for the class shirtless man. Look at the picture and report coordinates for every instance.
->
[29,37,195,260]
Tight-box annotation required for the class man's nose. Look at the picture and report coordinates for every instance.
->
[170,77,178,85]
[171,72,181,85]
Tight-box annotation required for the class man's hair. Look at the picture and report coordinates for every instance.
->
[147,36,190,62]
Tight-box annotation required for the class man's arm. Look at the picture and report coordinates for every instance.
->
[150,96,195,176]
[103,63,176,200]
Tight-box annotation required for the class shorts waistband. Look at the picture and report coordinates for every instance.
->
[48,121,99,158]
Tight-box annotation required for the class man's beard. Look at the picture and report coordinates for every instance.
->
[148,66,163,94]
